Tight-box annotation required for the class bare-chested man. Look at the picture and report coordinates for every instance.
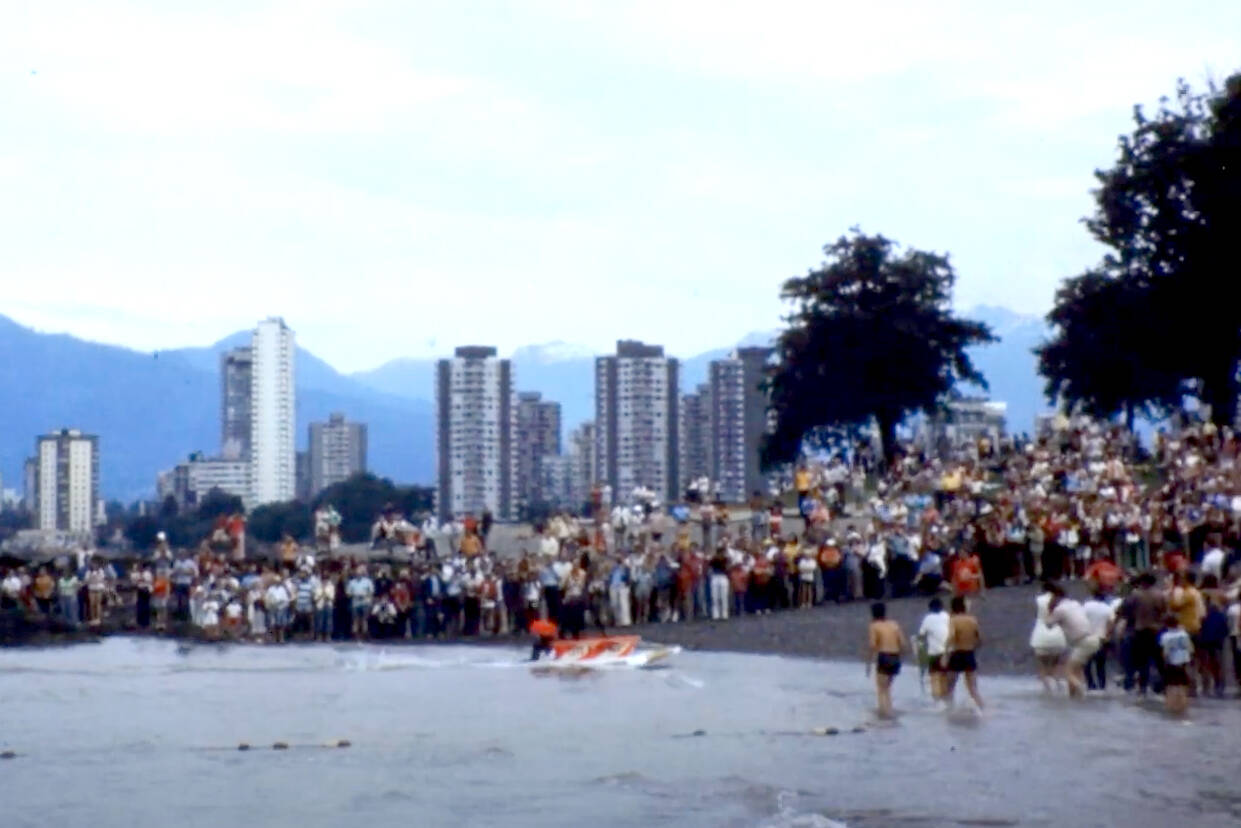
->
[942,595,985,711]
[866,602,909,719]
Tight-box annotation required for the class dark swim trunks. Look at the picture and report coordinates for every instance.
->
[876,653,901,676]
[947,650,977,673]
[1162,665,1189,687]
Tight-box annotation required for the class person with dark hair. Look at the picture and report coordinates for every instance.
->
[1119,572,1165,694]
[1159,613,1193,715]
[1046,582,1100,698]
[1082,587,1115,691]
[917,596,950,702]
[865,601,908,719]
[942,596,985,711]
[1196,574,1228,697]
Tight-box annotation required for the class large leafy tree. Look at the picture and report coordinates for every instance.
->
[762,231,994,468]
[1037,270,1178,429]
[1040,74,1241,424]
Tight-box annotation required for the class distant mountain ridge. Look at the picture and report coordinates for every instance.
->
[0,305,1049,502]
[0,316,432,501]
[348,308,1052,437]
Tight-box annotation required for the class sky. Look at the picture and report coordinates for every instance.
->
[2,1,1238,372]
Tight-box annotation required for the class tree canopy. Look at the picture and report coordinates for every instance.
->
[1037,270,1178,428]
[1039,74,1241,424]
[762,231,994,467]
[313,473,433,543]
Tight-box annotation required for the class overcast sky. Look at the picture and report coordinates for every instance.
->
[2,1,1238,371]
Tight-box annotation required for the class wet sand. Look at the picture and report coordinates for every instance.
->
[624,581,1076,676]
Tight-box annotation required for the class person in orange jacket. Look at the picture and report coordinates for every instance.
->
[529,619,558,661]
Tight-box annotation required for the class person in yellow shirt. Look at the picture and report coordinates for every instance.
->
[794,466,812,496]
[781,535,801,568]
[1168,571,1205,692]
[1168,571,1204,635]
[940,468,962,494]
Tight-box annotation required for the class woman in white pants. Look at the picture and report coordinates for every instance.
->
[709,548,731,620]
[608,559,632,627]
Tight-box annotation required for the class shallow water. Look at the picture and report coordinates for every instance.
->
[1,639,1238,827]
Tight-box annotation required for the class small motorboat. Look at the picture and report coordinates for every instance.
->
[536,635,678,669]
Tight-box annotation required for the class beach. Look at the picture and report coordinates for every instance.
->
[3,579,1072,680]
[625,582,1057,675]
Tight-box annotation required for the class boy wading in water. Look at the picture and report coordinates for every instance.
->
[866,602,909,719]
[1158,613,1193,716]
[942,596,985,711]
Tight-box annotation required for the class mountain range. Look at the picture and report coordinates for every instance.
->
[0,306,1051,502]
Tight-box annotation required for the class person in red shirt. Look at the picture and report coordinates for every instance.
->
[751,552,773,614]
[1083,551,1121,595]
[951,550,983,596]
[677,549,699,621]
[226,512,247,561]
[1162,547,1188,576]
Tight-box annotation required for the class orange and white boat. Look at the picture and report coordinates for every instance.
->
[550,635,641,662]
[540,635,677,668]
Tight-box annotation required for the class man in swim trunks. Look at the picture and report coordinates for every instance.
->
[866,602,908,719]
[942,596,985,711]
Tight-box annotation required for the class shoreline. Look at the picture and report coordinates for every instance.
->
[2,582,1072,677]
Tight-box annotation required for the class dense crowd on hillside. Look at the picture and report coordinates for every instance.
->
[3,415,1241,701]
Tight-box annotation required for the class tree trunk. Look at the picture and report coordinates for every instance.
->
[877,413,898,471]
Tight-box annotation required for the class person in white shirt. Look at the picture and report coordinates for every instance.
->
[1227,596,1241,691]
[200,594,221,639]
[1081,588,1115,692]
[1201,537,1227,581]
[264,581,291,643]
[313,574,336,642]
[84,563,109,627]
[917,597,951,702]
[1030,587,1068,694]
[1046,584,1099,698]
[346,569,375,640]
[0,570,22,609]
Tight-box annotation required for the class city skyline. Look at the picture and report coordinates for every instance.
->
[4,3,1239,372]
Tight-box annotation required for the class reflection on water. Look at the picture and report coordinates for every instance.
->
[2,638,1239,827]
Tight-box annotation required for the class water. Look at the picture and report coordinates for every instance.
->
[2,638,1238,827]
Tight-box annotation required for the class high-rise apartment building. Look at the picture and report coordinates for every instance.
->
[22,457,37,512]
[567,421,597,510]
[249,317,296,506]
[679,383,712,496]
[435,346,516,522]
[538,454,573,510]
[515,392,561,512]
[158,451,251,511]
[708,346,773,502]
[220,346,253,461]
[34,428,100,532]
[308,412,368,496]
[595,340,679,504]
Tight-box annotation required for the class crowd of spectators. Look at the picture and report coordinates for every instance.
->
[2,414,1240,697]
